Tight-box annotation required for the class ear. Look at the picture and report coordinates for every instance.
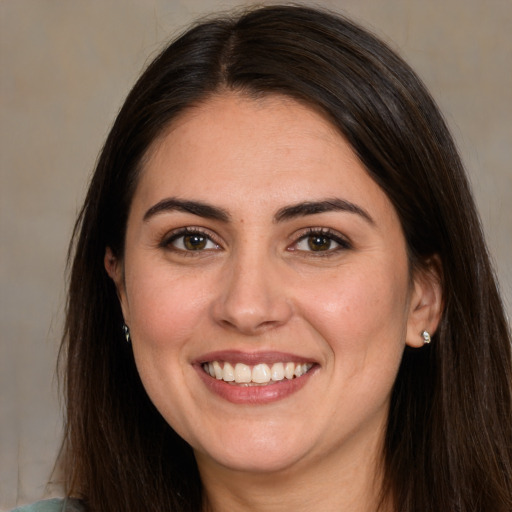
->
[405,257,443,348]
[104,247,129,322]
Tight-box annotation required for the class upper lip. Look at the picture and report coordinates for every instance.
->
[193,350,318,366]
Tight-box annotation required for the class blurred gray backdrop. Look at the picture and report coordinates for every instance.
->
[1,0,510,509]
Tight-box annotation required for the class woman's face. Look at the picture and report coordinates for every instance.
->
[108,93,434,476]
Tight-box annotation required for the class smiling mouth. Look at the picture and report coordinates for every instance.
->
[202,361,314,385]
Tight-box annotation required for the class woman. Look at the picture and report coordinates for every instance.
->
[16,4,512,512]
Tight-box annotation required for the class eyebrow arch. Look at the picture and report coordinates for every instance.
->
[143,198,230,222]
[274,198,374,224]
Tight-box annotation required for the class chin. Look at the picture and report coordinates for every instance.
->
[193,428,312,474]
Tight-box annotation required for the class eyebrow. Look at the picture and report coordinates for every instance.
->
[143,197,373,225]
[143,198,230,222]
[274,198,374,224]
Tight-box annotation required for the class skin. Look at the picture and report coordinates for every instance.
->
[106,93,442,511]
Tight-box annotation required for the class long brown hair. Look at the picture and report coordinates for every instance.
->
[60,5,512,511]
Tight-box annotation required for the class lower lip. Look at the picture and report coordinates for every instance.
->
[194,365,317,405]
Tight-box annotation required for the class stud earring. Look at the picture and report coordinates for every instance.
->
[421,330,431,344]
[122,323,131,343]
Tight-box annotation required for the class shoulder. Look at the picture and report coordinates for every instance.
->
[10,498,85,512]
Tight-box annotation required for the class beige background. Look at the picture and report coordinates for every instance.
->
[1,0,510,509]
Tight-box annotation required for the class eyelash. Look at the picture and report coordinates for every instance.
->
[289,227,352,256]
[160,227,222,254]
[161,226,351,257]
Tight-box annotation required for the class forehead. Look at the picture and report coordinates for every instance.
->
[132,92,395,221]
[147,92,344,163]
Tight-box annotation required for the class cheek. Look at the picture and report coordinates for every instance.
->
[124,266,212,435]
[126,263,210,354]
[298,259,410,366]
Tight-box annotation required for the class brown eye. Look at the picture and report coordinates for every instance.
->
[183,234,208,250]
[165,230,220,252]
[307,235,332,251]
[292,229,350,254]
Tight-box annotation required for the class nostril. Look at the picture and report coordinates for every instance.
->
[213,299,293,335]
[211,262,294,333]
[218,315,282,335]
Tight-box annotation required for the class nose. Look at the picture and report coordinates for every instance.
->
[211,249,293,335]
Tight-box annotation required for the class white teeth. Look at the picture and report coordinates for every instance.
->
[252,363,271,383]
[213,361,223,380]
[294,364,303,377]
[223,362,235,381]
[271,362,285,381]
[285,362,295,380]
[234,363,252,383]
[203,361,313,384]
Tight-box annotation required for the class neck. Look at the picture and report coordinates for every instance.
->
[196,422,391,512]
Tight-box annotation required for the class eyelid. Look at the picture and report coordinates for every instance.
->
[288,227,352,252]
[160,226,224,251]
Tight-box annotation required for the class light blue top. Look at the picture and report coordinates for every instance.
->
[10,498,84,512]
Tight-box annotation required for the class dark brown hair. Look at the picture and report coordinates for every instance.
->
[60,5,512,511]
